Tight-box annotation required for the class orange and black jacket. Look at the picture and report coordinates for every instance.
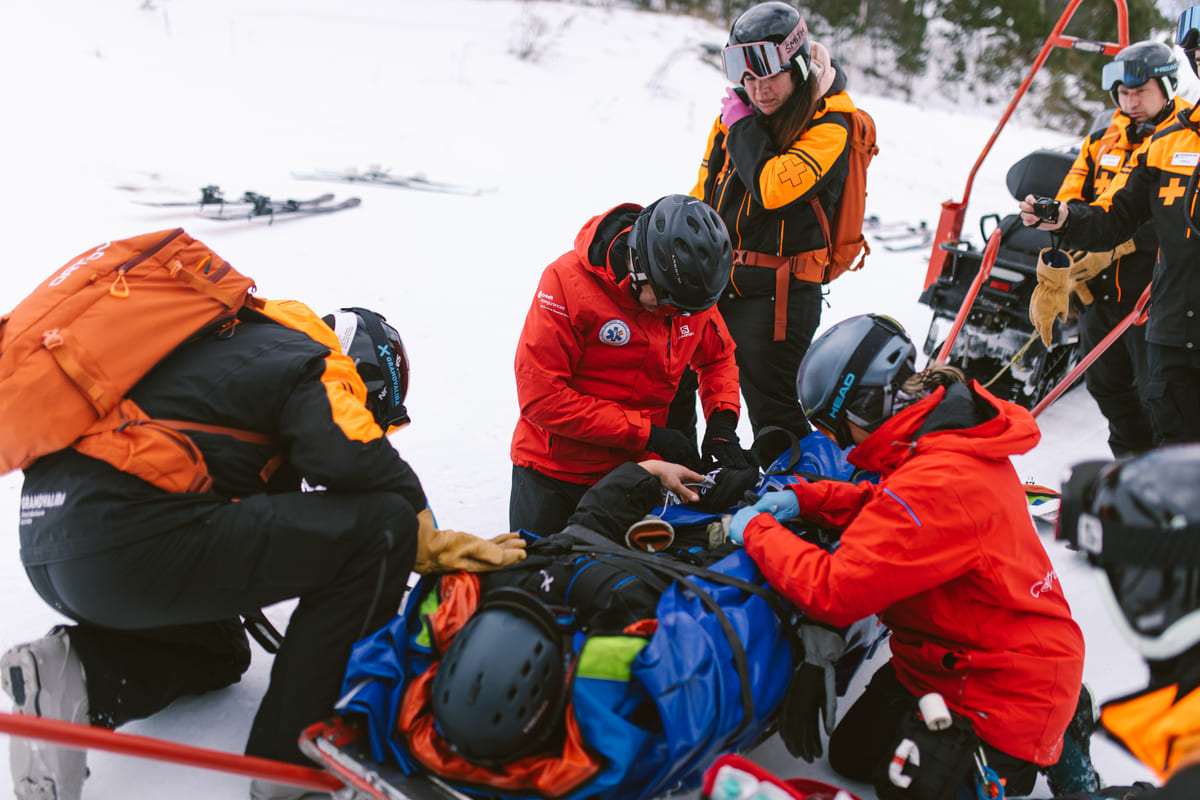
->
[691,68,853,296]
[1061,97,1200,348]
[20,308,426,565]
[1055,102,1185,310]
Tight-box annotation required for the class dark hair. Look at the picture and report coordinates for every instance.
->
[766,68,818,151]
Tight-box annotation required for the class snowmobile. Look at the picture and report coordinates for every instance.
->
[918,147,1083,407]
[917,0,1130,409]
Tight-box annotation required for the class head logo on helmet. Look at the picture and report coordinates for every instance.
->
[830,372,857,418]
[796,314,915,449]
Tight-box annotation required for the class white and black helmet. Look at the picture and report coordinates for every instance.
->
[1101,41,1179,104]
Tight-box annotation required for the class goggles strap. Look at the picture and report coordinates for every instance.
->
[827,323,893,428]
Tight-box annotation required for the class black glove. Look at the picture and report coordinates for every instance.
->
[777,624,848,762]
[777,662,827,762]
[701,409,750,470]
[646,425,701,471]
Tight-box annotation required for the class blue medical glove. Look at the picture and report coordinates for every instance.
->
[728,504,760,545]
[752,489,800,522]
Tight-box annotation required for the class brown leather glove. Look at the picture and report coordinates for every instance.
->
[1068,238,1137,283]
[414,509,527,574]
[1030,250,1073,347]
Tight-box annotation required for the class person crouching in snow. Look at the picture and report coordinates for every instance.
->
[726,313,1090,798]
[3,305,526,800]
[509,194,749,536]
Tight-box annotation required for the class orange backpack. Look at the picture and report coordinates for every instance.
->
[808,106,878,283]
[0,228,302,493]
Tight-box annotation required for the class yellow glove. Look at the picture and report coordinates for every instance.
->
[414,509,527,574]
[1030,250,1073,347]
[1068,238,1137,283]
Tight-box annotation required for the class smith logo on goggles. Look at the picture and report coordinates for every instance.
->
[721,18,810,84]
[1101,58,1175,90]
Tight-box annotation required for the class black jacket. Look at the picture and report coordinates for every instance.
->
[1061,101,1200,348]
[19,311,426,565]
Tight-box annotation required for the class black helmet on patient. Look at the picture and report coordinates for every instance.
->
[323,307,411,432]
[796,314,916,449]
[431,588,568,765]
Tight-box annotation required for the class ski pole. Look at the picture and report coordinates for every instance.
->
[1031,281,1152,418]
[0,712,345,792]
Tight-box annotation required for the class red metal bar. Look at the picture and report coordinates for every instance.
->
[0,712,345,792]
[936,228,1002,363]
[923,0,1129,288]
[1031,282,1152,417]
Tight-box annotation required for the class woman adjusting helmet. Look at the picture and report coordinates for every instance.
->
[795,314,916,448]
[723,1,811,84]
[628,194,732,313]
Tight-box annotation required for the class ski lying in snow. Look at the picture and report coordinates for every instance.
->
[300,716,467,800]
[292,168,489,196]
[882,232,934,252]
[203,195,361,224]
[870,223,930,241]
[134,187,336,211]
[864,215,928,234]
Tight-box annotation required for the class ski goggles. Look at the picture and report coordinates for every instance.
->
[1179,5,1200,50]
[721,20,810,84]
[1100,57,1176,91]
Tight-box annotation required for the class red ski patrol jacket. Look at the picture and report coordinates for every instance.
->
[743,381,1084,767]
[511,203,740,485]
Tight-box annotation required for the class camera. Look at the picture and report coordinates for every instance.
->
[1032,196,1059,223]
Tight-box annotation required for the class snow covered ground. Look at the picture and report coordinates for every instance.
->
[0,1,1174,797]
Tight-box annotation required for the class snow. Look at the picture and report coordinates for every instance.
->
[0,1,1166,797]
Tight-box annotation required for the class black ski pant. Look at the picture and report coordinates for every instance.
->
[827,662,1039,797]
[1146,341,1200,445]
[670,282,822,444]
[23,490,417,765]
[1077,300,1154,456]
[508,464,590,537]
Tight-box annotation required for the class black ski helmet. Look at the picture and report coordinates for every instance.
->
[726,2,811,82]
[1101,41,1178,104]
[796,314,916,448]
[323,307,411,431]
[1058,445,1200,661]
[431,588,567,765]
[628,195,732,313]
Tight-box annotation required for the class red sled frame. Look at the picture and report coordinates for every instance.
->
[925,0,1129,375]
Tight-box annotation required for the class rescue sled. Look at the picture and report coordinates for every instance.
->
[298,434,886,800]
[918,0,1129,408]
